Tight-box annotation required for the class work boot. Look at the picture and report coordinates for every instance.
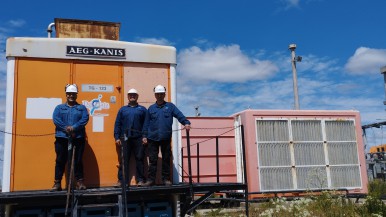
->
[114,180,122,188]
[76,179,87,190]
[50,180,62,191]
[163,180,172,186]
[137,180,145,187]
[142,180,154,187]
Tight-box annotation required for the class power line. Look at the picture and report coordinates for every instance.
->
[362,121,386,130]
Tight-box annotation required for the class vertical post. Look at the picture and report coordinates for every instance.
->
[186,130,193,189]
[216,136,220,183]
[240,125,249,217]
[182,130,194,217]
[181,147,184,181]
[65,136,75,217]
[289,44,300,110]
[197,143,200,183]
[120,138,128,217]
[380,66,386,105]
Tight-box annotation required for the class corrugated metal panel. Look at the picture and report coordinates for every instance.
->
[328,142,358,165]
[260,168,293,191]
[180,117,237,183]
[256,120,289,141]
[258,143,291,166]
[292,120,323,141]
[294,142,325,165]
[325,120,356,141]
[330,166,361,188]
[296,167,328,189]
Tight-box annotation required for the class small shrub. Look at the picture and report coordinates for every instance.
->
[368,179,386,198]
[308,191,357,216]
[203,181,386,217]
[256,197,312,217]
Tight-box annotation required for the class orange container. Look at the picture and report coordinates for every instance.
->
[3,37,177,191]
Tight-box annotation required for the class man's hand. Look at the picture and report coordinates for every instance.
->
[66,126,76,138]
[65,126,74,134]
[184,124,191,131]
[142,138,147,145]
[115,139,121,146]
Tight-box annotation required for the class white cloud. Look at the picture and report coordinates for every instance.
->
[7,19,25,28]
[345,47,386,75]
[0,53,5,74]
[274,0,301,13]
[175,43,347,115]
[137,37,174,46]
[282,0,301,9]
[278,0,322,11]
[296,54,340,73]
[0,19,26,35]
[175,43,385,150]
[260,51,340,80]
[0,19,27,60]
[0,31,7,49]
[178,45,279,83]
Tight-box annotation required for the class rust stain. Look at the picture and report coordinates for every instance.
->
[54,18,120,40]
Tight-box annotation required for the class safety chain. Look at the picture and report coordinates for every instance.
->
[188,126,235,130]
[0,126,236,137]
[127,126,234,134]
[181,125,241,149]
[0,130,55,137]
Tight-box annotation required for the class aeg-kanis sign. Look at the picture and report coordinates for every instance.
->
[66,46,125,58]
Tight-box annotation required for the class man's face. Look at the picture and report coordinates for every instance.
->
[155,93,165,101]
[128,93,138,103]
[66,92,77,103]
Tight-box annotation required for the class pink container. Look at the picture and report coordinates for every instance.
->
[181,110,368,199]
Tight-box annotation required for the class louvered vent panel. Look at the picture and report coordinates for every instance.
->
[328,142,358,165]
[325,121,356,141]
[260,168,293,191]
[256,120,289,141]
[258,143,291,166]
[292,120,323,141]
[294,143,325,165]
[296,167,328,189]
[330,166,361,188]
[256,118,362,192]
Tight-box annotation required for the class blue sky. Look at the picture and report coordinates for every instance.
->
[1,0,386,178]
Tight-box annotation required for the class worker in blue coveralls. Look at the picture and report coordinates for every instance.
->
[114,88,147,187]
[51,84,89,191]
[142,85,191,186]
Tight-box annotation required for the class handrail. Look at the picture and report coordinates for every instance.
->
[241,125,249,217]
[186,130,194,198]
[181,125,249,216]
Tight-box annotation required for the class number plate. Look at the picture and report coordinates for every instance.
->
[82,84,114,92]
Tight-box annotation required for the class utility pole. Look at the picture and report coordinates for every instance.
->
[362,66,386,152]
[381,66,386,105]
[289,44,302,110]
[194,105,201,117]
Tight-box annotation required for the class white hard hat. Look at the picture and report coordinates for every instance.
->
[127,88,138,94]
[154,85,166,93]
[65,84,78,93]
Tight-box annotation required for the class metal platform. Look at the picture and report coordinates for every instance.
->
[0,182,247,216]
[0,126,249,216]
